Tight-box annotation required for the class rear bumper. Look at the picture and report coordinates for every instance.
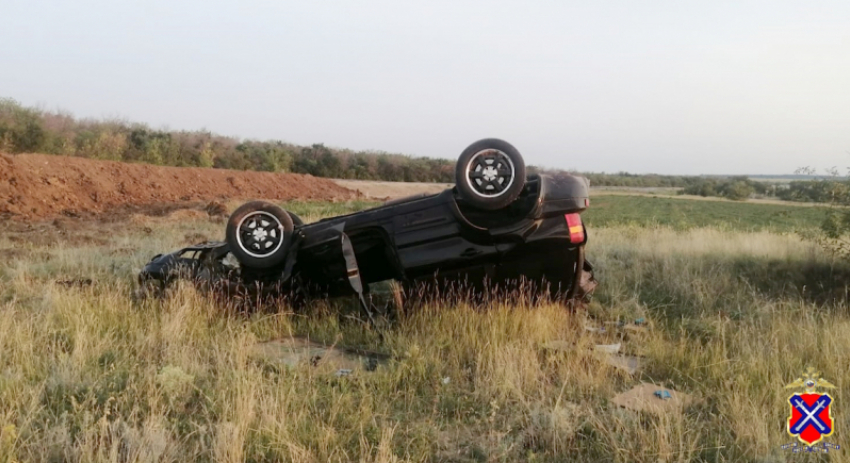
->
[483,240,597,301]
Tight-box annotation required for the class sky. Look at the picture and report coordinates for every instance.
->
[2,0,849,175]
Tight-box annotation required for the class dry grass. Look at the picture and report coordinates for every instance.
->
[0,205,849,462]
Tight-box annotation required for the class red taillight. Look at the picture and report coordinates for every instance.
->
[565,213,585,244]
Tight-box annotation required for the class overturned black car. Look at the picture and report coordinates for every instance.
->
[139,139,597,312]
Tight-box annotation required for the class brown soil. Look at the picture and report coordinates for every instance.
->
[333,179,453,200]
[0,153,358,221]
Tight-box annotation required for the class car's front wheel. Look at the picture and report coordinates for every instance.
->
[455,138,526,210]
[226,201,294,269]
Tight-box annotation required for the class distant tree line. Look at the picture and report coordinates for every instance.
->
[679,176,775,201]
[580,172,693,188]
[776,178,849,203]
[784,168,850,257]
[0,98,455,182]
[680,175,849,203]
[0,97,834,201]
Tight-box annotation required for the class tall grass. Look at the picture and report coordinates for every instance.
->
[0,206,848,461]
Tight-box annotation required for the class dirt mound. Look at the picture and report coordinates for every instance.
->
[0,153,358,221]
[333,179,453,200]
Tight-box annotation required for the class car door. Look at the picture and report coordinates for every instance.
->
[391,191,497,281]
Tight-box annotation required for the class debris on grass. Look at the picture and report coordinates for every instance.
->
[593,343,621,354]
[603,354,641,375]
[611,383,696,415]
[585,318,650,335]
[541,339,640,375]
[251,337,388,372]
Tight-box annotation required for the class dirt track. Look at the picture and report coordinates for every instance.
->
[0,153,358,221]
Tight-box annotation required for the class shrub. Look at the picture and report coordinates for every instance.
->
[0,98,47,153]
[681,177,762,201]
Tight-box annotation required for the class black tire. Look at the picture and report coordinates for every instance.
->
[226,201,294,269]
[288,211,304,227]
[455,138,526,210]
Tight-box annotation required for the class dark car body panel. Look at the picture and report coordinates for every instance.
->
[140,173,596,302]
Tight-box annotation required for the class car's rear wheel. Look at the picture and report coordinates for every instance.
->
[226,201,294,269]
[455,138,526,210]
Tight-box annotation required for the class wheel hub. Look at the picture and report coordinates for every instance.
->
[465,149,516,198]
[236,211,285,258]
[252,227,269,242]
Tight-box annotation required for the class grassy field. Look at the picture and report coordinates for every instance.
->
[0,195,848,462]
[584,195,828,232]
